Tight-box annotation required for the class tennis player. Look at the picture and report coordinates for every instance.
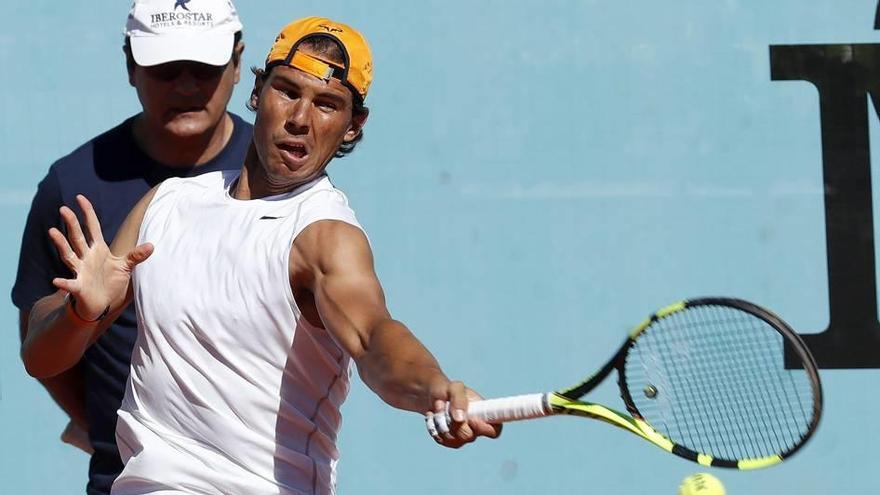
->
[22,16,500,494]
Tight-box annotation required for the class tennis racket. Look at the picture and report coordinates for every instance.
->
[430,297,822,469]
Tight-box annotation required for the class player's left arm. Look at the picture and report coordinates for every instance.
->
[290,220,501,447]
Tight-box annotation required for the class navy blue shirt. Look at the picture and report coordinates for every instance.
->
[12,113,253,495]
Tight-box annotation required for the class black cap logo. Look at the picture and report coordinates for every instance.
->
[318,24,343,34]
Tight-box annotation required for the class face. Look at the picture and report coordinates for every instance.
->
[128,42,243,138]
[249,55,367,190]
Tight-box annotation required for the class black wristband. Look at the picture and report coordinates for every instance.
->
[66,294,110,323]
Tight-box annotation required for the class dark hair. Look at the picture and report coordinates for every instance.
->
[123,31,243,73]
[247,35,368,158]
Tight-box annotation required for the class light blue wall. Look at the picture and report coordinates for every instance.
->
[2,1,878,493]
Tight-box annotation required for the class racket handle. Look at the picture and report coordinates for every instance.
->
[466,393,551,424]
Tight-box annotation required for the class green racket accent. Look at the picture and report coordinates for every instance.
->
[548,393,674,452]
[548,393,786,470]
[629,300,686,339]
[736,456,784,470]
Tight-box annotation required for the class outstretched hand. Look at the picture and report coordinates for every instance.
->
[424,378,502,449]
[49,194,153,320]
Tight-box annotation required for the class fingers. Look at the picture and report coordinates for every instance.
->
[52,277,81,295]
[444,381,473,445]
[425,412,439,439]
[449,419,475,446]
[425,412,467,448]
[49,195,116,276]
[470,418,503,439]
[125,243,154,269]
[57,196,104,259]
[462,387,502,438]
[76,195,104,246]
[426,411,449,448]
[60,421,94,455]
[59,205,90,256]
[425,380,497,449]
[446,380,468,424]
[424,409,484,449]
[430,400,452,440]
[49,227,79,273]
[427,380,463,444]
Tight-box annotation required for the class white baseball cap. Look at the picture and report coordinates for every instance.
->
[125,0,243,67]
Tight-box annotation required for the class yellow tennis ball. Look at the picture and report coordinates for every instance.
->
[677,473,726,495]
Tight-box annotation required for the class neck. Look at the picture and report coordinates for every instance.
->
[133,113,234,167]
[232,145,323,200]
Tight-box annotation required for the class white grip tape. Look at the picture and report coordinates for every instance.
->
[428,393,550,434]
[468,393,550,423]
[465,393,550,424]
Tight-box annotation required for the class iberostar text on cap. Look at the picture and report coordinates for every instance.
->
[125,0,243,66]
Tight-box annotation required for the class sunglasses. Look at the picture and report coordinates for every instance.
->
[144,60,230,82]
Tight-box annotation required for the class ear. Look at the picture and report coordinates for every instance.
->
[249,71,266,110]
[232,41,244,84]
[344,107,369,143]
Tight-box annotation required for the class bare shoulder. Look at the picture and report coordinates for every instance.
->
[289,221,378,328]
[291,220,373,276]
[110,185,161,256]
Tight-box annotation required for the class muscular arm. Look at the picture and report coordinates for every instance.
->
[293,220,500,447]
[292,220,449,413]
[21,189,157,379]
[355,320,451,413]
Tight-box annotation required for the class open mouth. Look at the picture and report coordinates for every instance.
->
[278,142,308,160]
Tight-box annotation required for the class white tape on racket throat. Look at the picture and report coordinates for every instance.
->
[439,393,550,426]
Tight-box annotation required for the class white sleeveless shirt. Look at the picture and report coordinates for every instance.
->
[113,171,362,495]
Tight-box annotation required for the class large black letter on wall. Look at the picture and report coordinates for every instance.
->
[771,44,880,368]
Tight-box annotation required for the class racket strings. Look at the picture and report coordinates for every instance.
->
[719,306,814,450]
[684,308,816,456]
[636,309,731,457]
[699,306,798,458]
[667,308,811,459]
[688,307,792,458]
[647,333,732,458]
[624,304,817,462]
[678,307,761,460]
[643,308,767,460]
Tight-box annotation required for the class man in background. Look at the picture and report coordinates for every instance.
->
[12,1,251,493]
